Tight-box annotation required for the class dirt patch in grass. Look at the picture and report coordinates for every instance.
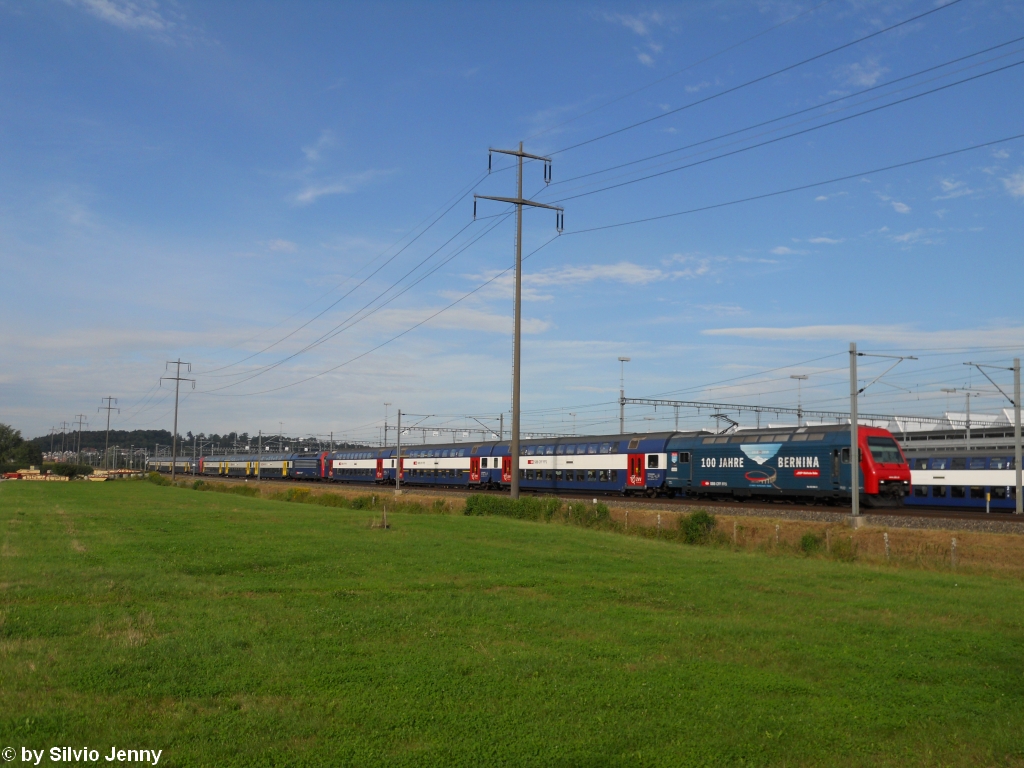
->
[93,611,158,648]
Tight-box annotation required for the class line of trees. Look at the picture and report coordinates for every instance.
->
[1,424,44,470]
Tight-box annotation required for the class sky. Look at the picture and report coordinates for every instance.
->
[2,0,1024,445]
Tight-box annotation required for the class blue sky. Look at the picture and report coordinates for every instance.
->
[2,0,1023,444]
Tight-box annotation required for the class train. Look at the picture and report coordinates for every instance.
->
[149,422,911,507]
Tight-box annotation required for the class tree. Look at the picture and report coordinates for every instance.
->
[0,423,24,463]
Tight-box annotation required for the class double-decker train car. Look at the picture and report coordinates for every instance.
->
[905,452,1019,511]
[664,424,910,506]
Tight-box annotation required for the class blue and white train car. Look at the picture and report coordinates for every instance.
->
[906,453,1019,511]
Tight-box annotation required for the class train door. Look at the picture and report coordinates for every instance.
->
[679,451,692,485]
[399,458,405,480]
[376,458,384,480]
[831,450,840,489]
[627,454,645,488]
[469,457,481,483]
[502,456,512,483]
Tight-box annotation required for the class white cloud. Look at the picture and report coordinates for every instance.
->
[685,81,712,94]
[293,169,393,205]
[267,239,297,253]
[636,52,655,67]
[814,195,829,202]
[891,228,926,244]
[770,246,801,255]
[702,324,1024,348]
[69,0,170,31]
[891,201,911,214]
[933,178,973,200]
[992,149,1010,160]
[838,58,888,87]
[302,130,334,163]
[602,11,664,36]
[807,237,842,244]
[1003,169,1024,198]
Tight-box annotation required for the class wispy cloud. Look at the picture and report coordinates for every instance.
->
[807,237,843,244]
[601,11,664,36]
[636,52,655,67]
[66,0,200,43]
[1003,169,1024,198]
[702,324,1024,348]
[293,169,393,206]
[302,130,334,163]
[933,178,973,200]
[267,239,297,253]
[875,191,910,214]
[769,246,803,255]
[837,57,888,87]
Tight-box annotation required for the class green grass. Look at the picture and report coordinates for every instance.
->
[1,482,1023,767]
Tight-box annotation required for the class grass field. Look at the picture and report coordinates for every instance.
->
[1,481,1023,767]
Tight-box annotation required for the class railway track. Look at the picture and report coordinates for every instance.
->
[182,474,1024,523]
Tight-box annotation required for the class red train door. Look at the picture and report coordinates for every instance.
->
[399,458,405,480]
[469,457,480,483]
[502,456,512,483]
[376,458,384,480]
[320,451,330,478]
[627,454,645,487]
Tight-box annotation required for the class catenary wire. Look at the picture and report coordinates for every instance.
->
[550,0,966,156]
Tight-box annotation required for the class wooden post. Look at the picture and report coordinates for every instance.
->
[826,528,831,552]
[775,524,780,545]
[624,510,628,530]
[884,532,890,562]
[951,537,957,569]
[733,521,737,545]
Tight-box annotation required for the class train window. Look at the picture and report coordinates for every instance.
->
[542,446,552,456]
[628,438,640,450]
[841,448,850,464]
[577,471,586,482]
[471,445,480,455]
[564,445,575,455]
[991,458,1007,469]
[546,471,553,480]
[526,470,535,480]
[587,470,596,481]
[729,436,746,443]
[600,443,612,454]
[950,486,966,498]
[774,435,790,442]
[931,458,948,470]
[913,458,928,469]
[970,486,985,499]
[647,455,659,469]
[867,437,902,464]
[563,471,571,482]
[680,452,691,463]
[932,486,947,497]
[806,433,825,441]
[599,470,608,482]
[702,437,717,444]
[611,470,618,482]
[480,458,488,468]
[913,486,928,497]
[970,458,986,470]
[992,487,1008,499]
[556,445,565,455]
[791,434,807,442]
[588,444,598,454]
[951,458,967,470]
[555,470,563,480]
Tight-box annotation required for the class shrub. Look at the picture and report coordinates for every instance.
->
[47,463,94,478]
[680,510,716,544]
[464,495,561,521]
[800,532,822,554]
[565,501,610,528]
[829,535,857,562]
[147,472,171,486]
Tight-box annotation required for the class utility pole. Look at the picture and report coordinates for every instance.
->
[619,357,631,435]
[60,420,69,457]
[258,430,262,479]
[790,375,808,427]
[98,396,119,469]
[849,343,858,518]
[395,409,402,494]
[73,414,87,466]
[161,359,194,483]
[499,413,504,442]
[383,403,391,449]
[475,143,563,499]
[48,427,57,459]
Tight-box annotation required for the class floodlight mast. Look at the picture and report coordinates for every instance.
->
[963,360,1022,514]
[475,142,564,500]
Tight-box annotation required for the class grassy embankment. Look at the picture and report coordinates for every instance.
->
[1,480,1023,766]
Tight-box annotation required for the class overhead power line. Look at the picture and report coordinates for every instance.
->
[549,59,1024,203]
[551,0,965,155]
[524,0,837,141]
[549,35,1024,189]
[563,131,1024,234]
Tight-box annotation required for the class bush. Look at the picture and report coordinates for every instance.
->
[565,501,610,528]
[464,495,561,522]
[46,463,94,478]
[680,510,716,544]
[800,532,822,554]
[147,472,171,486]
